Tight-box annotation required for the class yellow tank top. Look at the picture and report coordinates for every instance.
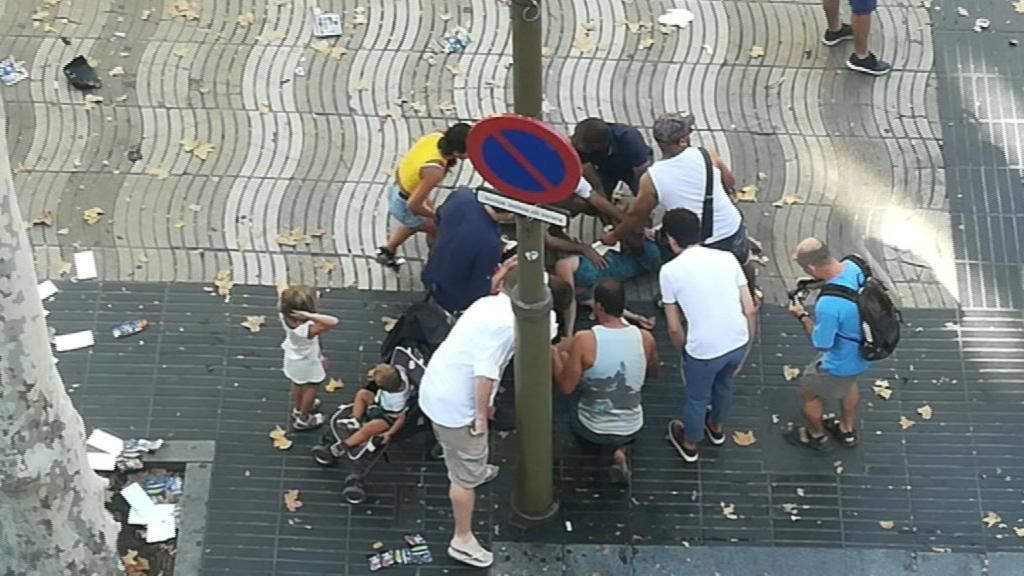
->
[397,133,446,195]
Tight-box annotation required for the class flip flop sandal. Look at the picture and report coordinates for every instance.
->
[784,425,834,453]
[822,418,858,447]
[447,545,494,568]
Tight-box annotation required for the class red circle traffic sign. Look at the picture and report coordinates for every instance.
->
[466,115,581,205]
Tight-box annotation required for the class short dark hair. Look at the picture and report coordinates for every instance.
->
[662,208,702,249]
[572,118,610,151]
[796,243,832,268]
[593,279,625,317]
[439,122,471,155]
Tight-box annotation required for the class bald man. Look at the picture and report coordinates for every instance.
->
[785,238,870,452]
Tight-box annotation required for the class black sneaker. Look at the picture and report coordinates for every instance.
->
[822,24,854,46]
[846,52,891,76]
[704,414,726,446]
[668,420,699,463]
[375,246,403,270]
[822,418,858,447]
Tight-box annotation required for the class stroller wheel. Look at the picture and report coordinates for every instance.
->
[342,483,367,505]
[311,445,336,467]
[343,473,362,486]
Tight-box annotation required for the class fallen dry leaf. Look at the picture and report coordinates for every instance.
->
[259,101,271,114]
[916,404,933,420]
[146,167,169,180]
[109,66,125,77]
[735,185,759,202]
[1013,526,1024,538]
[731,430,758,447]
[772,193,802,207]
[121,549,150,573]
[372,541,385,551]
[982,511,1002,528]
[257,30,286,43]
[241,315,266,333]
[750,45,765,58]
[899,416,915,430]
[55,260,72,276]
[32,210,55,226]
[325,378,344,392]
[574,33,595,53]
[757,172,768,181]
[783,365,801,381]
[721,502,738,520]
[879,520,895,530]
[445,63,461,76]
[381,316,398,332]
[173,220,186,230]
[82,207,105,225]
[168,0,201,21]
[275,229,311,247]
[173,45,189,58]
[140,9,152,20]
[187,203,202,212]
[329,46,347,61]
[1015,0,1024,13]
[268,425,293,450]
[213,269,234,296]
[180,138,215,161]
[315,260,336,275]
[872,379,893,400]
[197,85,210,94]
[283,489,303,512]
[236,12,255,26]
[638,36,655,50]
[311,39,331,56]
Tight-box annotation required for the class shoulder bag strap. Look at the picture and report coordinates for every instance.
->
[697,147,714,242]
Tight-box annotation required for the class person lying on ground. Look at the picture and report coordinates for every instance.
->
[335,363,411,457]
[552,279,660,485]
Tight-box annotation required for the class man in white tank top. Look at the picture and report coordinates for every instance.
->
[601,112,756,289]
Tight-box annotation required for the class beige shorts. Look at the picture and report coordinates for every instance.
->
[799,360,858,400]
[432,422,489,489]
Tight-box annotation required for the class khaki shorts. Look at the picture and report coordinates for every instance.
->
[432,422,489,489]
[799,361,858,400]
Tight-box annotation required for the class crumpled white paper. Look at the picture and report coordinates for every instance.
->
[658,8,696,29]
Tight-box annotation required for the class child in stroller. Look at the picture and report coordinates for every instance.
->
[332,363,411,459]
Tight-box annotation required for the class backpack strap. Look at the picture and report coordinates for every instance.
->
[697,147,714,242]
[842,254,873,278]
[819,284,858,302]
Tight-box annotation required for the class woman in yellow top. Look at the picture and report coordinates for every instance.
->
[376,123,471,269]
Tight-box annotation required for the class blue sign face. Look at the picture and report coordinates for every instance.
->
[480,129,567,194]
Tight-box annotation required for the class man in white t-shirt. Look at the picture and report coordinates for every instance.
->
[418,269,571,568]
[658,208,759,463]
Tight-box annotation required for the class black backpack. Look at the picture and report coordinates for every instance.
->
[379,301,455,363]
[819,254,902,361]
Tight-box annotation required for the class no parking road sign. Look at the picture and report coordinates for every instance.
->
[467,114,582,206]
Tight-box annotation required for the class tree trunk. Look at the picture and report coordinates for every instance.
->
[0,99,121,574]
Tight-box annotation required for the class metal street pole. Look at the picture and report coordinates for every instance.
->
[509,0,555,520]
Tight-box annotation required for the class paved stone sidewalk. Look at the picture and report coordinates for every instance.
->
[1,0,957,308]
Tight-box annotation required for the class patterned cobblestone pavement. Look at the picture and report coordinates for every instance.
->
[2,0,962,308]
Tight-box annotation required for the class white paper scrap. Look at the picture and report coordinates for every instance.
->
[145,515,177,543]
[120,483,158,522]
[86,452,116,472]
[129,503,175,526]
[658,8,696,28]
[38,280,58,300]
[74,250,98,280]
[54,330,94,352]
[86,429,124,456]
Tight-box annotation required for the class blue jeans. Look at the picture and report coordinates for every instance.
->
[680,344,747,443]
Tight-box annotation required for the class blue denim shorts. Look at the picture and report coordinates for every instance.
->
[387,184,427,228]
[849,0,877,15]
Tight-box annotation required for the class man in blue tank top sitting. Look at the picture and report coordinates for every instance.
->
[552,279,660,485]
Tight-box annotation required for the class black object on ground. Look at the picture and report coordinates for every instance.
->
[63,55,101,90]
[126,145,143,163]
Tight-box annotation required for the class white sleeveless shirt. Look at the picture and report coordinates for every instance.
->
[647,147,742,244]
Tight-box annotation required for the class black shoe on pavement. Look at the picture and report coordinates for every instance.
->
[375,246,403,270]
[822,418,858,447]
[784,425,835,453]
[704,414,726,446]
[668,420,699,463]
[822,24,854,46]
[846,52,891,76]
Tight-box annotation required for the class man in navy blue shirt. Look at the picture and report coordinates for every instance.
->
[785,238,870,452]
[422,187,513,313]
[571,118,653,206]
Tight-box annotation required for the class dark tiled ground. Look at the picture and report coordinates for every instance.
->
[47,281,1024,575]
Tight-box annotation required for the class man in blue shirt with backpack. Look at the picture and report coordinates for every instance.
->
[785,238,899,452]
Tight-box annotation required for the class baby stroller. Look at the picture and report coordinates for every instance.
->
[310,301,453,505]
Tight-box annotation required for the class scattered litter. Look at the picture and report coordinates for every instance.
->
[973,18,990,31]
[168,0,202,21]
[956,6,970,16]
[241,315,266,333]
[54,330,95,352]
[381,316,398,332]
[350,6,367,26]
[87,452,117,472]
[899,416,915,430]
[916,404,933,420]
[574,32,595,53]
[931,546,952,553]
[1,56,29,86]
[180,138,215,160]
[146,167,169,180]
[872,379,893,399]
[83,207,105,224]
[721,502,738,520]
[63,55,101,90]
[879,520,895,530]
[283,489,303,511]
[294,66,305,77]
[173,46,189,58]
[982,511,1002,528]
[325,378,344,392]
[749,45,765,58]
[109,65,125,77]
[772,193,802,207]
[1014,526,1024,538]
[126,146,143,162]
[783,365,801,381]
[74,250,98,280]
[122,550,150,573]
[796,488,806,497]
[82,94,104,111]
[88,429,125,455]
[112,319,149,339]
[187,203,202,212]
[312,11,342,37]
[771,413,780,424]
[140,9,153,20]
[657,8,696,28]
[731,430,757,446]
[275,229,311,246]
[436,27,472,53]
[1011,40,1019,47]
[236,11,256,27]
[268,425,293,450]
[213,270,234,296]
[735,185,758,202]
[1016,0,1024,14]
[564,520,573,532]
[38,280,58,300]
